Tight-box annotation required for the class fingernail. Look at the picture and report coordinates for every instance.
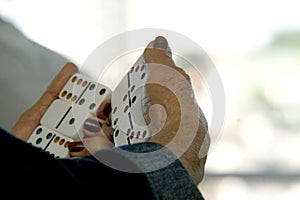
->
[84,118,101,133]
[153,36,168,50]
[103,103,112,118]
[68,141,85,152]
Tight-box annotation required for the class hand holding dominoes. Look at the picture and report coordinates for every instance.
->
[11,63,78,139]
[27,69,113,158]
[111,36,209,184]
[142,37,209,184]
[12,36,207,163]
[21,49,151,157]
[23,38,171,157]
[24,47,154,158]
[11,36,209,184]
[13,37,187,157]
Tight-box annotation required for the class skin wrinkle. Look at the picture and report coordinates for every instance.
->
[147,104,167,134]
[142,45,209,184]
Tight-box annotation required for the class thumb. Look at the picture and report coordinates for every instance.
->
[143,36,191,82]
[143,36,175,67]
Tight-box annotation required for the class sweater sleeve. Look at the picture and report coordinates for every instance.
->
[0,127,204,199]
[93,142,205,200]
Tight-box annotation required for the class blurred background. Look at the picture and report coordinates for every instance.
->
[1,0,300,199]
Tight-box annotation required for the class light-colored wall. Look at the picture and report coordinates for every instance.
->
[0,18,68,131]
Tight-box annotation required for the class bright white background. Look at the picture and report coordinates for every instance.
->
[1,0,300,199]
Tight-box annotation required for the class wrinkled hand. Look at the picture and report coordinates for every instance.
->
[141,36,210,184]
[11,37,210,184]
[10,62,114,157]
[11,63,78,139]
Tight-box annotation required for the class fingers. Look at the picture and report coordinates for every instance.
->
[68,98,114,157]
[96,99,114,141]
[68,134,114,157]
[11,62,79,140]
[83,117,114,141]
[97,99,112,121]
[68,117,114,157]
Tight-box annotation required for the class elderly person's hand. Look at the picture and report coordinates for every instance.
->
[11,36,210,184]
[74,36,210,184]
[11,62,78,140]
[10,63,114,156]
[142,36,210,184]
